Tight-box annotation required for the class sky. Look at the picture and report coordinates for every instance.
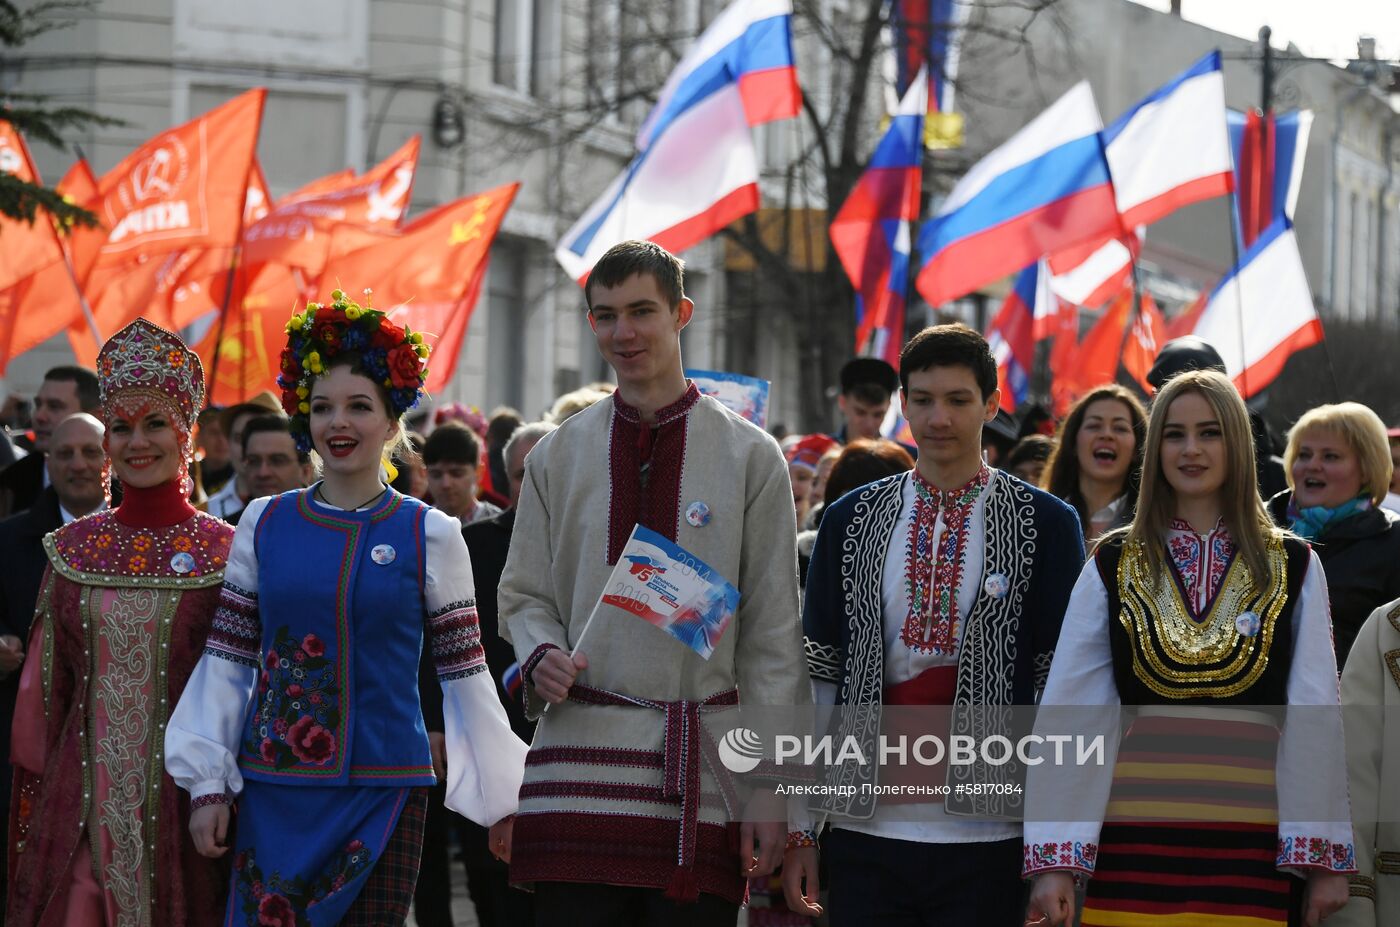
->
[1130,0,1400,63]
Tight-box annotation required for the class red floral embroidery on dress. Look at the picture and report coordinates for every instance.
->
[1277,834,1357,873]
[901,467,989,654]
[1166,518,1235,619]
[232,840,372,925]
[244,627,341,769]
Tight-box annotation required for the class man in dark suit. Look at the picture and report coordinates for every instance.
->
[0,412,107,906]
[0,366,100,518]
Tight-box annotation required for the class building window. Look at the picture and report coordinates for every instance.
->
[495,0,554,96]
[486,240,527,411]
[586,0,621,113]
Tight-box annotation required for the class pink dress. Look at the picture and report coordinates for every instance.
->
[8,501,232,927]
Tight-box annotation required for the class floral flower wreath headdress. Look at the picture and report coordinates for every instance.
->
[277,288,430,454]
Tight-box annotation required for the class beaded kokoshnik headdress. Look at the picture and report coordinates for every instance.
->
[96,318,206,496]
[277,288,430,454]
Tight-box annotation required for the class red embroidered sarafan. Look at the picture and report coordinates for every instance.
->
[606,383,701,565]
[902,466,989,654]
[49,508,230,584]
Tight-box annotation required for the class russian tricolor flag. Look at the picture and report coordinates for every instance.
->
[985,263,1042,412]
[915,82,1119,308]
[1191,218,1322,398]
[554,0,800,283]
[830,68,926,365]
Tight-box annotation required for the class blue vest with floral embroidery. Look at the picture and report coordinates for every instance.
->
[239,488,436,787]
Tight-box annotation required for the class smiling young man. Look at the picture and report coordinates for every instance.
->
[784,324,1085,925]
[499,240,809,926]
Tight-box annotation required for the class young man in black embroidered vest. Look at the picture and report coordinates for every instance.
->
[783,324,1085,924]
[499,240,809,926]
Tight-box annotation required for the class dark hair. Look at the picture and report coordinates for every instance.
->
[45,365,100,412]
[824,439,915,508]
[242,414,307,463]
[423,420,481,466]
[585,240,685,312]
[898,325,998,400]
[1043,385,1148,526]
[1006,435,1055,472]
[846,382,890,406]
[486,407,524,448]
[197,407,225,428]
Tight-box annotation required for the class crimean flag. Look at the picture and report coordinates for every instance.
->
[555,0,800,283]
[1102,52,1233,231]
[68,88,267,361]
[832,67,925,366]
[595,524,740,661]
[316,182,518,393]
[1228,109,1312,249]
[241,135,420,269]
[1191,218,1321,398]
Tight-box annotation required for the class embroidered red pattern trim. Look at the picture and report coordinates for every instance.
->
[511,811,746,905]
[1022,839,1099,877]
[427,599,484,681]
[606,384,699,565]
[901,466,989,654]
[526,746,665,769]
[1166,517,1236,618]
[206,582,262,666]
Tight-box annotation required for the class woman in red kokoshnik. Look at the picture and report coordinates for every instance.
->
[165,289,524,926]
[9,318,233,925]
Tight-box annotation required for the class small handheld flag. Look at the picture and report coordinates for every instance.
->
[591,525,740,660]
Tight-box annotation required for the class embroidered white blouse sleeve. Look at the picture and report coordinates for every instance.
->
[423,508,527,826]
[1022,559,1122,878]
[1276,549,1358,875]
[165,497,269,802]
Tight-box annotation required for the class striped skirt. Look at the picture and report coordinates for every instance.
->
[1081,709,1295,927]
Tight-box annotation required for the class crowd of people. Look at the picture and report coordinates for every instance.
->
[0,238,1395,926]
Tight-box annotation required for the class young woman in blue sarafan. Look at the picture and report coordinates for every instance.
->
[166,290,525,926]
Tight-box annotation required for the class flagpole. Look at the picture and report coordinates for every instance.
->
[62,255,102,351]
[208,163,255,407]
[1115,252,1143,391]
[56,142,101,351]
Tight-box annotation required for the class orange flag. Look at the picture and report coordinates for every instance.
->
[194,263,310,406]
[316,182,518,393]
[67,89,266,361]
[1122,292,1166,393]
[241,135,420,269]
[0,121,68,291]
[163,161,275,331]
[1047,304,1080,416]
[1052,292,1131,415]
[2,159,102,368]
